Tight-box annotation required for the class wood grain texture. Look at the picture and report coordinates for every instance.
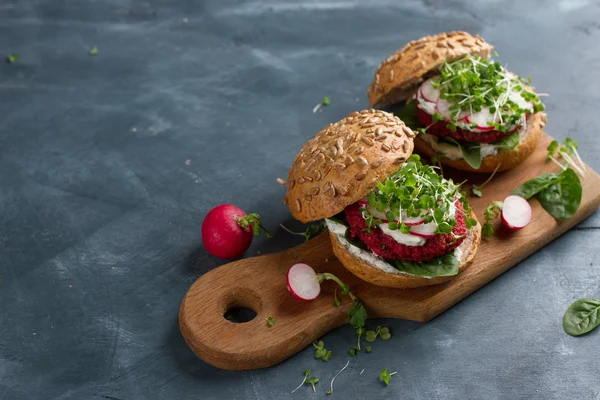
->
[179,133,600,371]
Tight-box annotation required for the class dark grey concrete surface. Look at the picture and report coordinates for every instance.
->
[1,1,600,399]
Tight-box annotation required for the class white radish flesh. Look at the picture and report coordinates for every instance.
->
[287,263,320,302]
[468,106,497,130]
[409,221,437,239]
[509,91,534,112]
[501,195,532,230]
[435,98,451,119]
[419,79,440,103]
[403,216,425,226]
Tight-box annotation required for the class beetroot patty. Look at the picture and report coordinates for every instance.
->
[417,104,520,143]
[345,200,467,263]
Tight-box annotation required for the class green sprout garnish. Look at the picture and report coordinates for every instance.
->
[89,47,99,56]
[291,370,312,394]
[379,368,397,386]
[433,54,544,132]
[366,345,372,353]
[313,340,332,362]
[322,96,330,106]
[305,376,320,392]
[482,201,504,237]
[7,53,18,64]
[265,316,276,327]
[365,326,391,342]
[332,288,341,307]
[280,221,325,241]
[547,137,586,176]
[361,155,477,236]
[471,163,501,198]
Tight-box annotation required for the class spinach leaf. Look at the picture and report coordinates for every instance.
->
[491,131,520,151]
[344,229,369,251]
[394,102,421,131]
[443,137,482,169]
[326,212,349,227]
[393,253,459,277]
[563,298,600,336]
[538,168,582,219]
[511,173,562,200]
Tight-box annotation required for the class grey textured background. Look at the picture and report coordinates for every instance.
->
[1,0,600,399]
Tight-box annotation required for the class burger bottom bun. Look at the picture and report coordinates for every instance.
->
[414,112,545,173]
[329,214,481,289]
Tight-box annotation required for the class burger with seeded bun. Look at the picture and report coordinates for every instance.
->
[368,31,548,173]
[284,109,481,289]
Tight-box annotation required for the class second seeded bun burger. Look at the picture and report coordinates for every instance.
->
[368,31,548,173]
[284,109,481,288]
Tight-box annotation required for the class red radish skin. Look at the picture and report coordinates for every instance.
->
[501,195,532,230]
[286,263,321,302]
[201,204,253,259]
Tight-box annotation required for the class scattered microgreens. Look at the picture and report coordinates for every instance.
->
[547,137,586,177]
[305,376,320,393]
[482,201,504,237]
[332,289,341,307]
[365,326,392,342]
[327,359,350,395]
[348,345,360,357]
[313,96,331,113]
[89,47,99,56]
[471,163,501,198]
[7,53,18,64]
[237,213,272,238]
[291,369,312,394]
[265,316,276,327]
[366,346,372,353]
[313,340,332,362]
[360,154,477,236]
[433,54,545,132]
[379,368,397,386]
[280,221,326,242]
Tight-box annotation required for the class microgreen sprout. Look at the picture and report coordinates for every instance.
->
[6,53,18,64]
[365,326,391,342]
[313,340,332,362]
[379,368,397,386]
[482,201,504,237]
[361,154,477,235]
[313,96,331,113]
[332,289,341,307]
[433,54,544,131]
[89,47,98,56]
[291,369,312,394]
[265,316,276,327]
[237,213,272,238]
[366,346,372,353]
[546,137,586,176]
[280,221,326,241]
[327,359,350,395]
[471,163,501,198]
[305,376,320,392]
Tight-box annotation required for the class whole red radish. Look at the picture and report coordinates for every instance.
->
[202,204,271,259]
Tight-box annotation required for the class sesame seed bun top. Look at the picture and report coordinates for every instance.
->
[368,31,494,108]
[285,109,416,223]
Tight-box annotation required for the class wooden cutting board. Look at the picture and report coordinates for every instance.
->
[179,133,600,370]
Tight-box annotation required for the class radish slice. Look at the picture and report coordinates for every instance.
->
[419,79,440,103]
[501,195,532,230]
[409,221,437,239]
[403,216,425,226]
[287,263,320,302]
[468,106,497,130]
[435,98,451,119]
[509,91,534,112]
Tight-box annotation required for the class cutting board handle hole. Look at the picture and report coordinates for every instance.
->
[221,287,263,324]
